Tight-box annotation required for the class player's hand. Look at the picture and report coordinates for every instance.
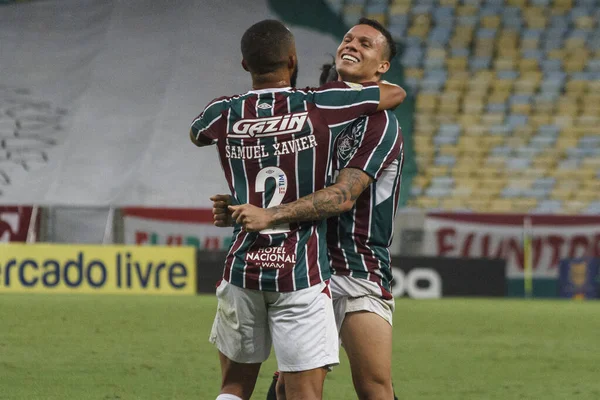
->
[228,204,273,232]
[210,194,233,227]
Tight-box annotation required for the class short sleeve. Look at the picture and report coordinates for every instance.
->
[309,81,380,127]
[190,97,229,145]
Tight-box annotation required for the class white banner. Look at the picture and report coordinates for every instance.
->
[422,213,600,279]
[122,208,232,251]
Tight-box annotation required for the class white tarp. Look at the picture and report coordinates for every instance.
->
[0,0,338,207]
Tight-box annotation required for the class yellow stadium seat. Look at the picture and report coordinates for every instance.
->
[446,57,468,71]
[464,124,487,136]
[564,59,586,73]
[459,114,481,127]
[389,3,410,14]
[441,198,467,210]
[493,79,515,92]
[562,200,587,215]
[582,158,600,169]
[494,58,517,70]
[575,189,598,203]
[476,166,502,179]
[439,0,458,5]
[514,80,539,94]
[412,175,430,188]
[452,166,475,179]
[520,167,547,178]
[514,125,535,137]
[551,188,573,201]
[555,137,579,149]
[574,168,597,180]
[488,91,511,103]
[426,165,450,177]
[553,115,574,128]
[575,15,594,30]
[578,115,600,126]
[525,16,547,30]
[456,5,477,16]
[439,144,460,157]
[481,113,505,126]
[367,14,387,25]
[547,49,565,60]
[554,0,573,8]
[463,99,484,114]
[465,199,490,212]
[490,199,514,213]
[481,15,501,29]
[532,156,557,169]
[507,0,527,6]
[582,180,600,191]
[416,197,441,209]
[510,103,533,114]
[445,78,467,92]
[404,68,424,79]
[512,198,538,212]
[529,114,552,127]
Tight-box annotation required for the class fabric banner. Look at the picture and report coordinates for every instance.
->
[0,0,338,207]
[0,206,36,242]
[422,213,600,279]
[122,207,233,251]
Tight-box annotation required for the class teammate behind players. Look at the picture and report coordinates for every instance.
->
[190,19,405,400]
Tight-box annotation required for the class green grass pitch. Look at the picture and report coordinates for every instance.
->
[1,294,599,399]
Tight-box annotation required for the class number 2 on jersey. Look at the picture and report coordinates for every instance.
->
[255,166,290,234]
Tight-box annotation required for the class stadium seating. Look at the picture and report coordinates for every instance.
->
[326,0,600,214]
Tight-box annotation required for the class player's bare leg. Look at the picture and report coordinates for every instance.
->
[281,367,328,400]
[341,311,394,400]
[218,351,262,400]
[275,372,286,400]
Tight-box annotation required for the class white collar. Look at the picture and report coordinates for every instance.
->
[248,87,292,94]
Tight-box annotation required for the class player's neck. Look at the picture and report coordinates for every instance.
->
[251,72,291,90]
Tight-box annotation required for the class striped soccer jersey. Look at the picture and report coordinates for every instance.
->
[191,81,380,292]
[327,110,403,299]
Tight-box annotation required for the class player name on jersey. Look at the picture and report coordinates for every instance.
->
[225,134,318,160]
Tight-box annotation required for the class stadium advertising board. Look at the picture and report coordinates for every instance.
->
[0,243,196,295]
[391,256,506,298]
[0,206,37,242]
[558,258,600,300]
[122,207,232,251]
[422,213,600,279]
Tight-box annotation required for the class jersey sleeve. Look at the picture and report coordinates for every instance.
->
[309,81,380,127]
[345,111,402,180]
[190,97,229,145]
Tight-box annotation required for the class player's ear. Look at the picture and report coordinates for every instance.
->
[288,55,296,70]
[241,59,249,72]
[378,60,390,75]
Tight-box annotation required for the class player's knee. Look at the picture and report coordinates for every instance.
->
[354,377,394,400]
[275,379,286,400]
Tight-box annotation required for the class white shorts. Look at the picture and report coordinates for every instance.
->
[330,275,395,333]
[209,280,339,372]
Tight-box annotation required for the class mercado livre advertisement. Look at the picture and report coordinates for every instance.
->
[0,243,196,295]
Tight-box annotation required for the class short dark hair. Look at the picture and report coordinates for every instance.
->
[241,20,294,75]
[357,17,396,62]
[319,57,338,85]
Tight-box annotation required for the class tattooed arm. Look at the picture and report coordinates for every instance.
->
[229,168,373,232]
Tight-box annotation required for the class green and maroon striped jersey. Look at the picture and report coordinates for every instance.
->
[191,81,380,292]
[327,110,403,299]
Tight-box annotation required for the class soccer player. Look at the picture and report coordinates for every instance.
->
[190,19,405,400]
[213,18,404,400]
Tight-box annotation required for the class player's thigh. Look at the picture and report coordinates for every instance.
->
[267,282,339,373]
[218,351,262,399]
[340,298,393,387]
[210,280,271,364]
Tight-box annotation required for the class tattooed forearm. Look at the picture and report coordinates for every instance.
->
[266,167,373,224]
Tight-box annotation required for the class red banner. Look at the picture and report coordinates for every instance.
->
[423,213,600,279]
[0,206,37,243]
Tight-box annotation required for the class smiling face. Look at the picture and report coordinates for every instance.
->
[335,24,391,83]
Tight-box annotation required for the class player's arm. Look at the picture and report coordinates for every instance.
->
[189,97,228,147]
[376,80,406,112]
[229,168,372,231]
[312,81,405,128]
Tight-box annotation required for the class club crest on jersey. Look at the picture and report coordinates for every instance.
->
[230,112,309,138]
[337,119,365,162]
